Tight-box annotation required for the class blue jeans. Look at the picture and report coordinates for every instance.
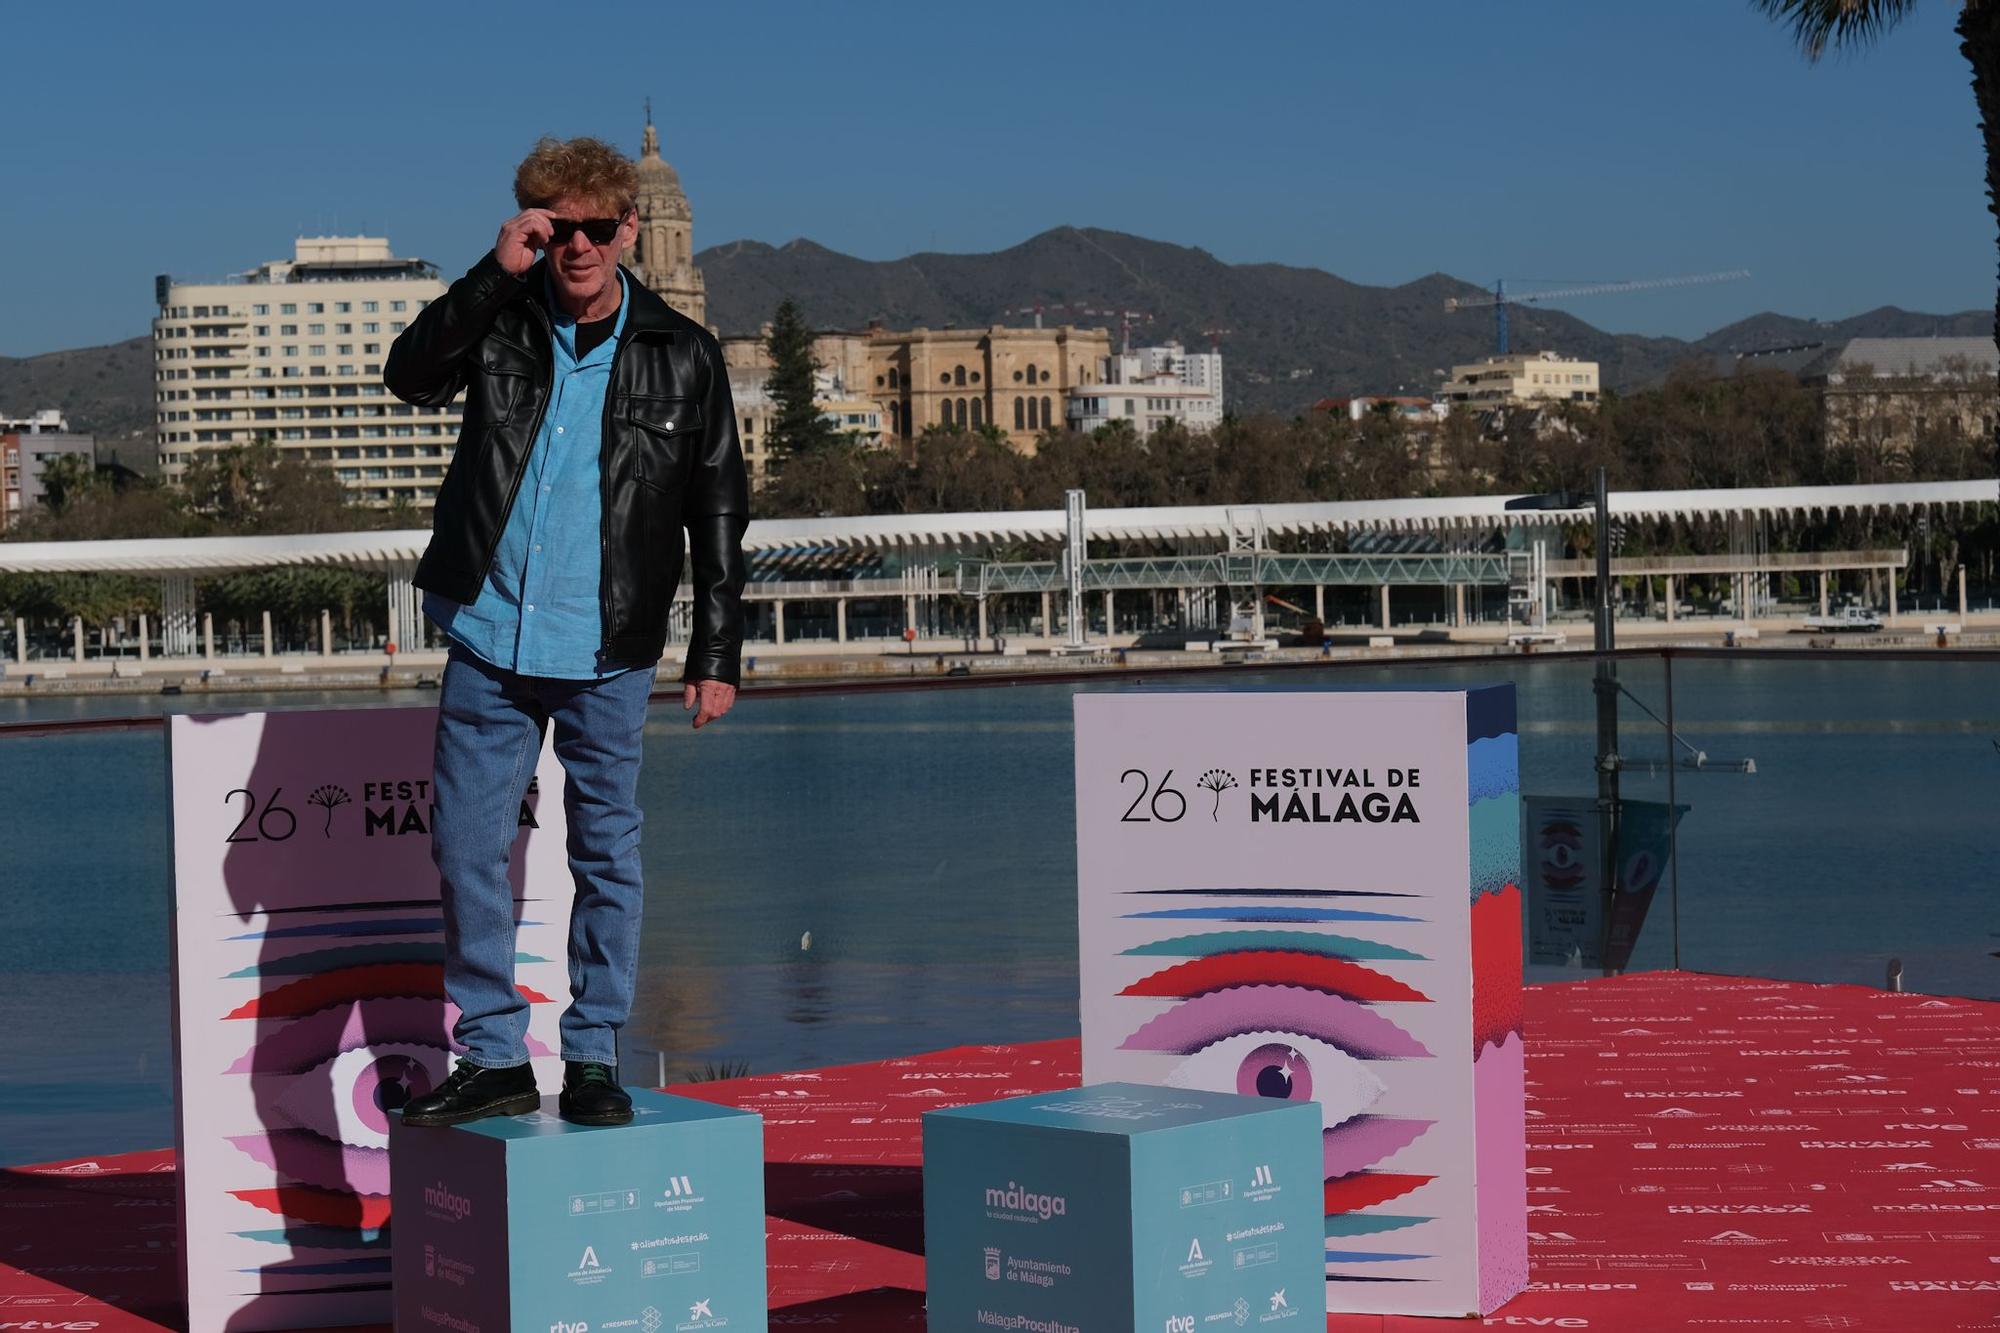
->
[430,641,658,1068]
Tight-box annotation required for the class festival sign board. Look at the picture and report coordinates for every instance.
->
[1075,687,1526,1318]
[166,708,574,1331]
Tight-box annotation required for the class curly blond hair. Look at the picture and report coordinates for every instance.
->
[512,136,639,215]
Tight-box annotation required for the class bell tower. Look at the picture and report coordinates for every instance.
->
[630,101,707,325]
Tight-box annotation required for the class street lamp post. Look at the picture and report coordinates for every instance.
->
[1507,469,1622,974]
[1591,467,1623,976]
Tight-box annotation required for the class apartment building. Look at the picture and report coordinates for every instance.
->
[1438,349,1600,408]
[1,412,95,531]
[152,236,455,507]
[1065,340,1226,437]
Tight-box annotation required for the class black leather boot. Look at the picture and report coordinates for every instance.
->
[401,1059,540,1127]
[559,1061,633,1126]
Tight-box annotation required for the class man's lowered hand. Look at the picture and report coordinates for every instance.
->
[682,679,737,730]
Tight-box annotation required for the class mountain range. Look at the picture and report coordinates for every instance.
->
[3,225,1985,456]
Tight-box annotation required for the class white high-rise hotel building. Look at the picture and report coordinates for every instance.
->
[152,236,455,506]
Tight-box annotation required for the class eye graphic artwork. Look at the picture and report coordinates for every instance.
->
[1324,1210,1433,1239]
[1322,1247,1431,1266]
[221,950,555,1252]
[1321,1116,1434,1179]
[234,1043,441,1198]
[1159,1030,1387,1126]
[1536,817,1587,891]
[229,916,509,942]
[1119,951,1430,1004]
[1114,909,1442,1241]
[225,962,556,1019]
[1124,905,1421,924]
[1624,848,1662,895]
[1120,984,1428,1132]
[1322,1170,1434,1214]
[1122,930,1427,963]
[1120,984,1430,1061]
[225,939,551,980]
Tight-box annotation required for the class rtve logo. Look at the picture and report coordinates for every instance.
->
[1165,1316,1195,1333]
[550,1321,589,1333]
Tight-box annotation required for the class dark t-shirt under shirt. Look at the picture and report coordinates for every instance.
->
[575,311,617,360]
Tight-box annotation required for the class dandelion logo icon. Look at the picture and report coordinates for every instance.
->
[1197,769,1238,821]
[307,784,351,837]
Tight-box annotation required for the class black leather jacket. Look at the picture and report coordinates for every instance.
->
[385,250,750,684]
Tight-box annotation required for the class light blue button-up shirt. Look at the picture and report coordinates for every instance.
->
[423,271,641,679]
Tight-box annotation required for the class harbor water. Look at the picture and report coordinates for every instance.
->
[0,652,1993,1166]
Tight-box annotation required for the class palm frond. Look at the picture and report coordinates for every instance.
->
[1751,0,1921,59]
[681,1060,754,1083]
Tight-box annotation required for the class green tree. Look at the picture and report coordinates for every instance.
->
[180,437,359,534]
[1754,0,2000,472]
[880,425,1027,514]
[35,454,101,514]
[0,571,155,625]
[199,566,377,637]
[764,298,838,460]
[758,440,873,517]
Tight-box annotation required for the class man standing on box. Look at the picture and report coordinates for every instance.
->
[387,136,748,1128]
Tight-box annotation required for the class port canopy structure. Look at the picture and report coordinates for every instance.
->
[0,478,1990,652]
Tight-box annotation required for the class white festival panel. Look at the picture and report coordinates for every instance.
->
[1075,688,1526,1319]
[167,708,574,1331]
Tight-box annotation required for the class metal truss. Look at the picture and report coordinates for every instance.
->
[957,551,1509,596]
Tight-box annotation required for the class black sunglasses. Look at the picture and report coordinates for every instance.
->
[548,214,627,247]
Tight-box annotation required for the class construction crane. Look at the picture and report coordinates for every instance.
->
[1445,271,1751,356]
[1003,302,1102,330]
[1079,307,1153,354]
[1001,302,1158,352]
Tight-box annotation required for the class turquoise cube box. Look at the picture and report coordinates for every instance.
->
[924,1082,1323,1332]
[390,1089,766,1333]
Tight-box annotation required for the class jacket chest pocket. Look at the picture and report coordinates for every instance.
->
[627,396,701,490]
[478,362,534,424]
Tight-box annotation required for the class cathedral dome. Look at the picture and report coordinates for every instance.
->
[637,121,689,220]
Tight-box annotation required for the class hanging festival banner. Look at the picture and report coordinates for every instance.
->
[1524,795,1686,972]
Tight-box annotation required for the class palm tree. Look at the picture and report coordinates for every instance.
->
[1753,1,2000,471]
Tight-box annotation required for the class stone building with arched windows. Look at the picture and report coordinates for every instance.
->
[866,324,1111,453]
[720,322,1115,470]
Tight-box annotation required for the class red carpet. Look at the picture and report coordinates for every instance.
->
[5,971,1998,1331]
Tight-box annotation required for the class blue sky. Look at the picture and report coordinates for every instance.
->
[1,0,1989,358]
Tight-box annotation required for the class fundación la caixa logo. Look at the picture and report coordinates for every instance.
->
[1116,766,1423,827]
[219,775,542,842]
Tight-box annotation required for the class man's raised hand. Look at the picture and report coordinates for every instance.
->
[495,209,555,276]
